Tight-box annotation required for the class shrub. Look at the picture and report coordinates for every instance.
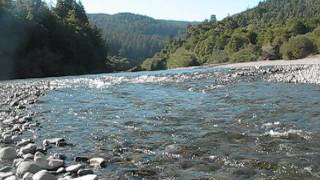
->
[309,26,320,50]
[260,44,279,60]
[205,50,229,64]
[280,35,317,60]
[167,48,200,68]
[230,45,260,62]
[141,57,167,71]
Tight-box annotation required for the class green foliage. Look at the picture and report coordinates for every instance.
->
[280,35,317,60]
[205,50,229,64]
[0,0,108,80]
[230,45,260,62]
[167,48,199,69]
[143,0,320,70]
[141,57,167,71]
[308,26,320,49]
[88,13,195,65]
[106,56,132,72]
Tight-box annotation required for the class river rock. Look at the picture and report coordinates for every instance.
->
[77,169,94,176]
[34,152,49,169]
[72,174,98,180]
[65,164,85,173]
[23,153,34,160]
[16,161,42,177]
[13,158,24,167]
[4,175,17,180]
[75,156,89,162]
[56,167,65,174]
[3,135,13,144]
[43,138,66,147]
[3,118,16,125]
[22,172,33,180]
[0,166,11,172]
[32,170,57,180]
[17,139,33,147]
[89,158,106,167]
[0,147,17,160]
[0,172,14,179]
[48,158,64,170]
[20,143,37,154]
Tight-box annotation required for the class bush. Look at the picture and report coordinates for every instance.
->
[309,26,320,50]
[260,44,279,60]
[230,45,260,62]
[205,50,229,64]
[141,57,167,71]
[167,48,200,68]
[280,35,317,60]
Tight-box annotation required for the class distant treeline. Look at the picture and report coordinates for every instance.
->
[141,0,320,70]
[0,0,108,80]
[88,13,194,67]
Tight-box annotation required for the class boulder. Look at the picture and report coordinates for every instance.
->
[16,161,41,177]
[0,147,17,160]
[20,143,37,154]
[48,158,64,170]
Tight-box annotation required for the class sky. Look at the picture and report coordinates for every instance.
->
[46,0,262,21]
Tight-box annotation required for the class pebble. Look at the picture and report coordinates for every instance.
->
[77,169,94,176]
[89,158,106,168]
[4,175,17,180]
[43,138,66,147]
[65,164,85,173]
[0,172,14,179]
[56,167,66,174]
[22,172,33,180]
[72,174,98,180]
[0,166,11,172]
[32,170,57,180]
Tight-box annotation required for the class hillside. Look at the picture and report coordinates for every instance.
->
[141,0,320,70]
[0,0,108,80]
[88,13,195,66]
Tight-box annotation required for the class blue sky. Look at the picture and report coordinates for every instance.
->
[46,0,262,21]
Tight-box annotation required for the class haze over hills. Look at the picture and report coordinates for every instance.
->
[141,0,320,70]
[88,13,197,69]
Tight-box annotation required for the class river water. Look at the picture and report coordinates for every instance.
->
[25,67,320,179]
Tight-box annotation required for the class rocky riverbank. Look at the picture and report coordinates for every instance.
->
[0,63,319,180]
[0,81,105,180]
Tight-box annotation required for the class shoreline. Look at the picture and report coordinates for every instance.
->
[213,55,320,69]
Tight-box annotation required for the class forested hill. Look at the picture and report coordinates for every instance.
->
[88,13,195,66]
[0,0,109,80]
[141,0,320,70]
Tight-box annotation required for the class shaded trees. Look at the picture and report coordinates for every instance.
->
[0,0,108,80]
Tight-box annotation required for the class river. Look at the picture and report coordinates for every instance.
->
[14,66,320,179]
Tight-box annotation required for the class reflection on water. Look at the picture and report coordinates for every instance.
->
[29,68,320,179]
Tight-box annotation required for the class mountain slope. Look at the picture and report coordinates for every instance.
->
[142,0,320,70]
[88,13,195,66]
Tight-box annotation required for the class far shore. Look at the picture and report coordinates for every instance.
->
[211,55,320,69]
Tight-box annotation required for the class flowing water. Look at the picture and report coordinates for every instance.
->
[23,67,320,179]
